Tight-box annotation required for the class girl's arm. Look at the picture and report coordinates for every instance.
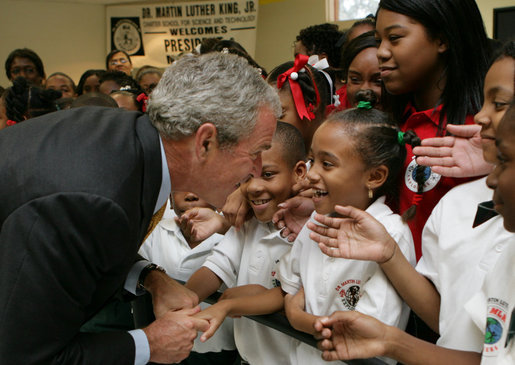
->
[185,267,223,302]
[284,287,321,335]
[315,311,481,365]
[194,286,285,341]
[308,205,440,332]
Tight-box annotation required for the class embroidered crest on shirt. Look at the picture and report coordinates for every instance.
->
[404,158,441,193]
[483,297,509,357]
[271,259,281,288]
[335,279,361,310]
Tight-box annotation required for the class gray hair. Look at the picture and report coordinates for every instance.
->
[147,52,280,147]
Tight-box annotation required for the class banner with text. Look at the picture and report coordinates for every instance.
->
[107,0,258,69]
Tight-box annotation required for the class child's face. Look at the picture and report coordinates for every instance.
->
[241,142,304,222]
[172,191,215,217]
[307,122,370,214]
[83,75,100,94]
[277,87,318,152]
[346,47,382,108]
[487,112,515,232]
[46,75,76,99]
[139,73,161,95]
[375,9,446,96]
[474,57,514,164]
[9,57,43,86]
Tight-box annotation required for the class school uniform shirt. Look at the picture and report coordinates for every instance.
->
[398,103,476,260]
[464,242,515,365]
[278,196,416,365]
[203,217,298,365]
[138,218,236,353]
[416,177,512,352]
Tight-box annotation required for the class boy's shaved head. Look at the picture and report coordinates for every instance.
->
[273,121,306,168]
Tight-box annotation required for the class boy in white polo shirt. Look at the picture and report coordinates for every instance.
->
[186,122,307,365]
[139,191,237,364]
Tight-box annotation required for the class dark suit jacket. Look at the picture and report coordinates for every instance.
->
[0,107,162,364]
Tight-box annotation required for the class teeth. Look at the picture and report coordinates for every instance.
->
[314,190,328,197]
[252,199,270,205]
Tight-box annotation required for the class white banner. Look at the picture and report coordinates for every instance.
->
[106,0,259,69]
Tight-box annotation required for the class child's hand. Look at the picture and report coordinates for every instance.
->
[308,205,397,264]
[177,207,229,243]
[219,284,267,301]
[284,287,305,318]
[272,195,314,242]
[413,124,493,178]
[193,302,229,342]
[222,188,253,230]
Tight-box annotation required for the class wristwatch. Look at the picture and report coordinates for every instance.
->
[137,263,166,291]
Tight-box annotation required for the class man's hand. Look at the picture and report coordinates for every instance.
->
[308,205,396,263]
[177,207,230,243]
[413,124,493,177]
[144,270,199,318]
[314,311,389,362]
[272,195,314,242]
[143,307,209,364]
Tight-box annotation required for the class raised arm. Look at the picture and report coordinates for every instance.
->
[308,205,440,332]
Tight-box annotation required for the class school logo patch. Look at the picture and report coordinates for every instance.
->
[483,297,509,357]
[271,260,281,288]
[335,279,361,310]
[404,158,441,193]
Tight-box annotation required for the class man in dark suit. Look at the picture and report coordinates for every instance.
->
[0,53,280,364]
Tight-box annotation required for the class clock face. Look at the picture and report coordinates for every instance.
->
[113,19,141,55]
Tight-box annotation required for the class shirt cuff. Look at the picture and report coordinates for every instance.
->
[129,329,151,365]
[125,260,150,295]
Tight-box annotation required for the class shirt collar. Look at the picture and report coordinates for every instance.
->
[154,136,171,214]
[403,101,444,128]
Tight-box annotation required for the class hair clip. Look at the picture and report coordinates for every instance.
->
[397,131,405,145]
[221,47,229,54]
[357,100,372,110]
[277,54,318,121]
[6,120,17,126]
[120,85,132,91]
[136,93,148,112]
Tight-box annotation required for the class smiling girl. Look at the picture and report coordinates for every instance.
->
[375,0,491,259]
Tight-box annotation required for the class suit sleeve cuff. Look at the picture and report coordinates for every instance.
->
[129,329,151,365]
[125,260,150,295]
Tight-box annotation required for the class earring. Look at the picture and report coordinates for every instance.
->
[368,187,373,199]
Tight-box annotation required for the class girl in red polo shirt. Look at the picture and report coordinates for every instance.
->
[375,0,491,259]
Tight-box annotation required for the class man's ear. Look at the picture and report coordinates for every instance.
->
[367,165,389,191]
[293,160,308,182]
[194,123,218,161]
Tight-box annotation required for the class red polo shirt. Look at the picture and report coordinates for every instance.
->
[396,103,476,260]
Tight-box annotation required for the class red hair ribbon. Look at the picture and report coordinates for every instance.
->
[136,93,148,112]
[6,120,17,126]
[411,193,423,206]
[277,54,318,121]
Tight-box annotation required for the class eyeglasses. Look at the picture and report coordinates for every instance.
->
[110,58,129,66]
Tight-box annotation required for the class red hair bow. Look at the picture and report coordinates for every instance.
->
[277,54,318,121]
[136,93,148,112]
[6,120,17,126]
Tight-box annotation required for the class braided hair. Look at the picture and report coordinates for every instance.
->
[4,77,62,123]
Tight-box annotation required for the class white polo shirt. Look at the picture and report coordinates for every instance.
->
[278,196,415,365]
[139,218,236,353]
[203,217,298,365]
[464,242,515,364]
[416,177,512,351]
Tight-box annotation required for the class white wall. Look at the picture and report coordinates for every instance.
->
[0,0,106,87]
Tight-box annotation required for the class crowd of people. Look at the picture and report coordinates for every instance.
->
[0,0,513,364]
